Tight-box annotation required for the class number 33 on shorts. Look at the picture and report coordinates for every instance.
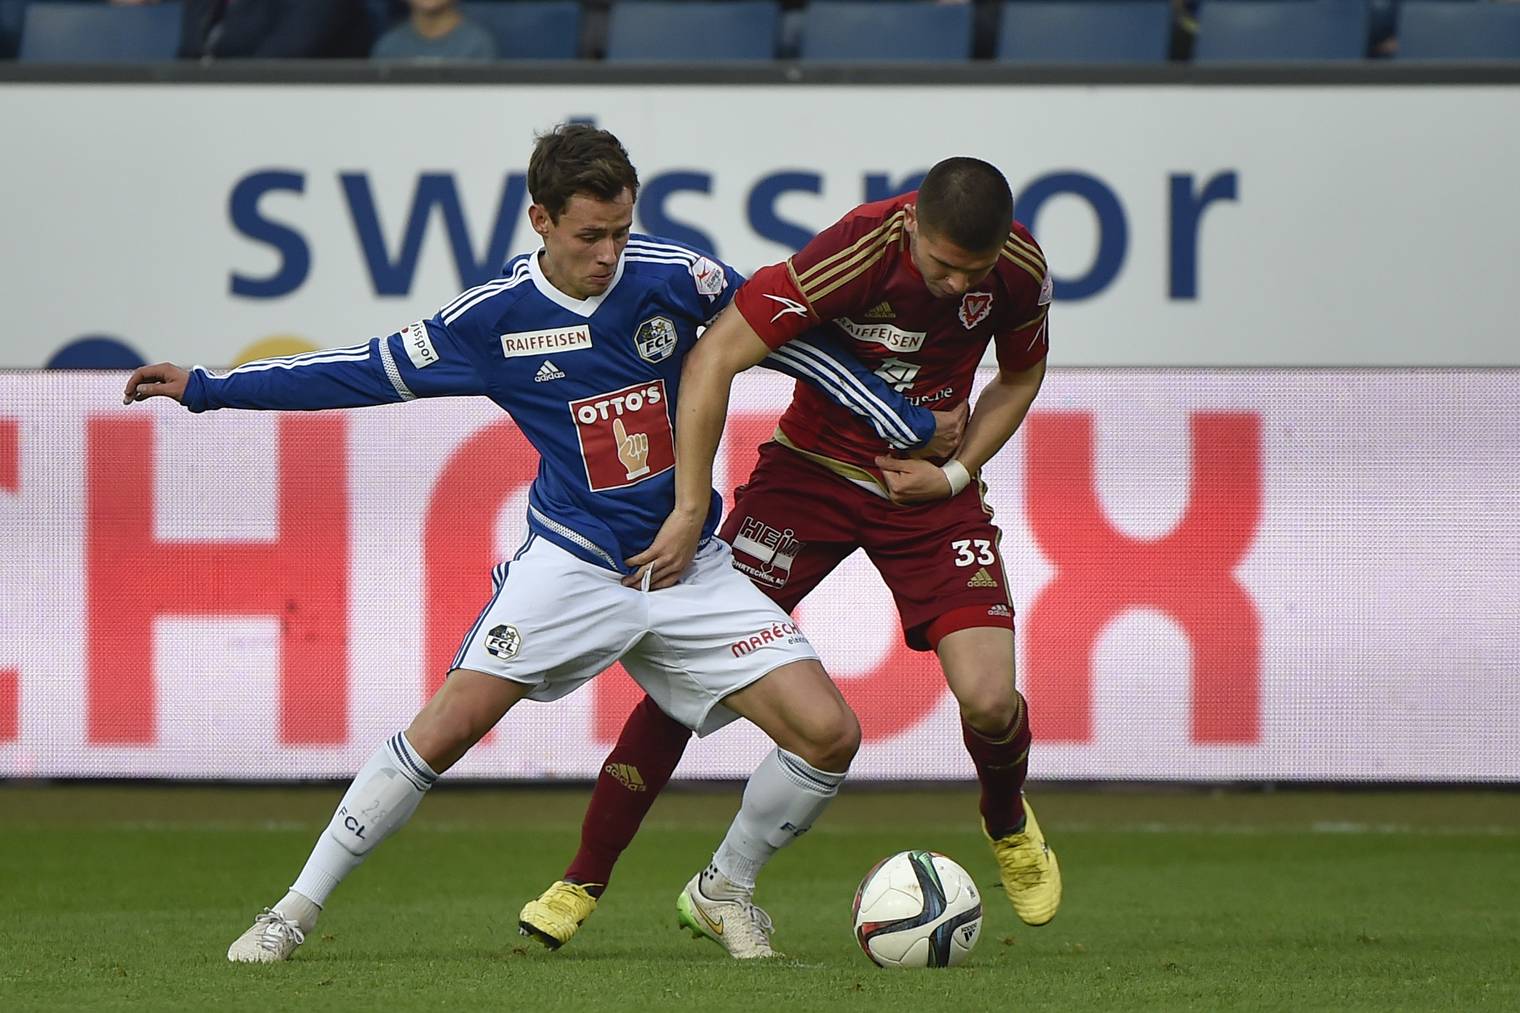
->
[950,538,996,567]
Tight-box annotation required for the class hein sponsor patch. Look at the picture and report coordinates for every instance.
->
[836,317,927,353]
[569,379,675,491]
[729,516,805,588]
[729,620,806,657]
[402,320,438,369]
[958,292,993,329]
[484,624,520,660]
[635,315,677,363]
[501,324,592,359]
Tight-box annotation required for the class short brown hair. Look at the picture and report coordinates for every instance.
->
[916,157,1013,253]
[528,124,640,222]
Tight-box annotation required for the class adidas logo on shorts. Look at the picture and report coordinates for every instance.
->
[535,360,566,382]
[967,567,999,589]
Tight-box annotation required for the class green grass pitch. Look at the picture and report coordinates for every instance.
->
[2,785,1517,1011]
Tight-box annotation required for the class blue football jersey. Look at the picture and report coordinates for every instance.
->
[183,235,933,574]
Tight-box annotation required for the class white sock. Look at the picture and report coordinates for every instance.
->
[710,748,847,891]
[272,890,321,933]
[287,732,438,912]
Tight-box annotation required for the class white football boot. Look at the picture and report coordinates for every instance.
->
[676,873,776,959]
[227,908,306,963]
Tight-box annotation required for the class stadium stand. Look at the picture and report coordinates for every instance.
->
[1193,0,1371,61]
[460,1,582,59]
[1396,1,1520,59]
[18,1,183,62]
[798,1,975,61]
[996,1,1174,63]
[605,0,781,60]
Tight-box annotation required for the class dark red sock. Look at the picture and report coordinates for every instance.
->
[563,694,692,893]
[961,691,1032,839]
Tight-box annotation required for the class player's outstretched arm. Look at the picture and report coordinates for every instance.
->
[122,363,190,405]
[124,324,485,415]
[760,329,940,451]
[624,302,772,590]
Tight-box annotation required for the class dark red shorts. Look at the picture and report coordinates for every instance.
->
[718,442,1015,651]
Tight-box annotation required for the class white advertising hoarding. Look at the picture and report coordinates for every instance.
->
[0,85,1517,368]
[2,369,1516,781]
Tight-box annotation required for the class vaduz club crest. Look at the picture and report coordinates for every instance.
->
[958,292,993,329]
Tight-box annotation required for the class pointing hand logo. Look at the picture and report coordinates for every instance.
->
[613,418,650,479]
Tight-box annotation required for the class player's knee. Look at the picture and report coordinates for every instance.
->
[800,704,860,773]
[955,678,1018,734]
[404,708,487,773]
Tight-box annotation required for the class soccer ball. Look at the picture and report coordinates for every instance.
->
[852,850,982,968]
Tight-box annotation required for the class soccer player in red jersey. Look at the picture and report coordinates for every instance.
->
[521,156,1060,952]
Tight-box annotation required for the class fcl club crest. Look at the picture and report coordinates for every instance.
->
[484,624,520,660]
[958,291,993,329]
[635,315,678,363]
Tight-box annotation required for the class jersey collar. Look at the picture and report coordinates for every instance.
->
[528,249,626,317]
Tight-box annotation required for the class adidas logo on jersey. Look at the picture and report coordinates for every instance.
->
[605,762,647,792]
[535,360,566,382]
[967,567,999,589]
[863,300,895,320]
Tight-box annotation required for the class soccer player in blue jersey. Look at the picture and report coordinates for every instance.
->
[123,124,953,963]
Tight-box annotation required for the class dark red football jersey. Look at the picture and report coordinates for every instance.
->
[733,192,1051,489]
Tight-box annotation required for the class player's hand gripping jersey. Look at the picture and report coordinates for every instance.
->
[732,193,1052,495]
[181,237,933,575]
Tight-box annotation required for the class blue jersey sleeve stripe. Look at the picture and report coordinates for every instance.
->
[625,254,698,268]
[442,268,532,326]
[441,262,531,322]
[626,238,699,262]
[441,259,528,316]
[221,348,371,376]
[767,341,925,449]
[243,341,371,365]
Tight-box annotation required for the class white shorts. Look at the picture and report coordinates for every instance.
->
[452,535,819,736]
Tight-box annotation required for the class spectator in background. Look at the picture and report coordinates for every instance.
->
[179,0,370,59]
[373,0,497,61]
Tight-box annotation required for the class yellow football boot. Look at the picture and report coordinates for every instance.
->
[985,799,1062,926]
[518,880,599,949]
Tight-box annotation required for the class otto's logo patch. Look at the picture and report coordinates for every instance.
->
[501,324,592,358]
[402,321,437,369]
[729,517,805,589]
[484,624,520,660]
[958,292,993,329]
[569,380,675,491]
[635,315,678,363]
